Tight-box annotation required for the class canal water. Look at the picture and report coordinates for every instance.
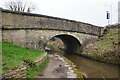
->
[64,54,119,78]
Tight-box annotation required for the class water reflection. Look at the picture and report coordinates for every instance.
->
[64,54,119,78]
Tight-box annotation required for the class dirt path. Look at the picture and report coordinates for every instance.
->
[37,54,77,78]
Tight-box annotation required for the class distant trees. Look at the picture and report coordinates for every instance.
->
[5,0,35,13]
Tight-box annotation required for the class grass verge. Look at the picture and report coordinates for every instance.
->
[82,27,119,64]
[0,41,1,75]
[2,41,44,73]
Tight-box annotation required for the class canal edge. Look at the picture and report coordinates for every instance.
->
[60,54,87,79]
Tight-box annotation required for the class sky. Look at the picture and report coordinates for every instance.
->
[0,0,119,27]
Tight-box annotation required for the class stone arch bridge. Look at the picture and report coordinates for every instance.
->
[0,9,103,54]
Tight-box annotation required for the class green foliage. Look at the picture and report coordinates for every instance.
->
[2,41,44,73]
[0,41,2,74]
[27,57,49,78]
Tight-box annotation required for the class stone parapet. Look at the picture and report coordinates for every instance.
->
[1,9,102,36]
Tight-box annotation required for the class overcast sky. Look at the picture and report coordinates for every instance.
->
[0,0,119,27]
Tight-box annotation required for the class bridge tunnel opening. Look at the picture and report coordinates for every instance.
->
[45,35,82,55]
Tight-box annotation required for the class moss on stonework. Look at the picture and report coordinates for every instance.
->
[61,55,86,79]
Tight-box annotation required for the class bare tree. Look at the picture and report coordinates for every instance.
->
[5,0,35,13]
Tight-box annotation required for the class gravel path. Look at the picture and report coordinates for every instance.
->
[37,54,77,78]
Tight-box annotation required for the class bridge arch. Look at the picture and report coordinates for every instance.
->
[45,34,82,54]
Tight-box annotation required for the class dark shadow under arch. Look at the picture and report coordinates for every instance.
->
[45,34,82,54]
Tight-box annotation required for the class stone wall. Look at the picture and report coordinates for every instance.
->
[3,65,27,78]
[1,9,102,36]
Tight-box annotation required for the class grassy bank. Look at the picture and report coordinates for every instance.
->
[2,41,44,73]
[0,41,2,74]
[82,26,119,64]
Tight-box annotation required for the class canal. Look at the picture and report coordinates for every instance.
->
[64,54,119,78]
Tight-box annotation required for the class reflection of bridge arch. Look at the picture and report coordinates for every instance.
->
[45,34,82,54]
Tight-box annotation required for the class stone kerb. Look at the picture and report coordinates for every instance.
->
[32,52,47,66]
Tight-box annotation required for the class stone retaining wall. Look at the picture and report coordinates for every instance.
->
[2,65,27,78]
[2,52,47,78]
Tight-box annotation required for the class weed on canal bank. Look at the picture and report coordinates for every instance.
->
[27,57,49,78]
